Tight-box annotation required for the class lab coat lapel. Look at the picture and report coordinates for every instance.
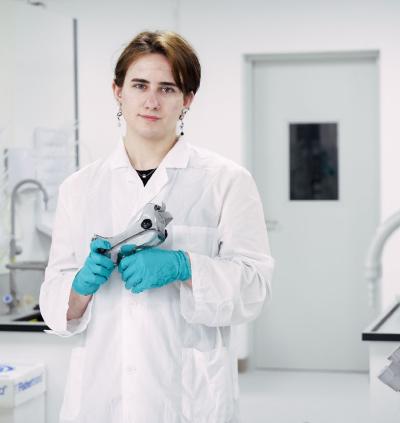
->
[139,166,169,209]
[108,139,140,234]
[84,165,115,241]
[139,136,190,208]
[110,168,142,234]
[108,137,190,233]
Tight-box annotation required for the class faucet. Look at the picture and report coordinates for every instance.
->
[365,210,400,314]
[5,179,49,313]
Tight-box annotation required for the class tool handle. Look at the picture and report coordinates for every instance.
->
[96,248,111,258]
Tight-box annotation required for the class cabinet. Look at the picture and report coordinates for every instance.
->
[363,301,400,422]
[0,330,81,422]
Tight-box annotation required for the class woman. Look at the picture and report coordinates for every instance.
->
[40,30,274,423]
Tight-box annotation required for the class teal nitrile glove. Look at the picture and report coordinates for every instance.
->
[118,245,191,294]
[116,244,137,265]
[72,239,116,296]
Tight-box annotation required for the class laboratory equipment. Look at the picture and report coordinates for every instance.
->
[0,362,45,408]
[92,202,173,264]
[365,210,400,311]
[4,179,49,314]
[378,346,400,391]
[365,210,400,392]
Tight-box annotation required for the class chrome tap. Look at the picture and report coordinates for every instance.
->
[365,210,400,313]
[6,179,49,313]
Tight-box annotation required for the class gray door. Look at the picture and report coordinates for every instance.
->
[250,52,379,371]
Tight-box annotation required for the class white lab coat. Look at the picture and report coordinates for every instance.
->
[39,137,274,423]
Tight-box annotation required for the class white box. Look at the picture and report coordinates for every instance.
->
[0,363,46,408]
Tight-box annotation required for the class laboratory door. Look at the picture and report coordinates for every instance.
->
[251,52,379,371]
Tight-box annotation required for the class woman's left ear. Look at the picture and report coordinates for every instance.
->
[183,91,195,108]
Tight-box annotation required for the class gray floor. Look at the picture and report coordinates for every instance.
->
[239,369,371,423]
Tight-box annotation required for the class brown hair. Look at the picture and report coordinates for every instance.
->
[114,31,201,96]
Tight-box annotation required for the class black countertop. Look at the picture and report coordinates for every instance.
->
[3,301,400,336]
[0,310,49,332]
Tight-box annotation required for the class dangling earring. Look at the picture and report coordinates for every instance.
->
[117,103,122,127]
[178,107,189,136]
[179,119,185,136]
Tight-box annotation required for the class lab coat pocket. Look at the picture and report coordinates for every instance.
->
[59,347,86,421]
[182,346,234,423]
[172,225,219,257]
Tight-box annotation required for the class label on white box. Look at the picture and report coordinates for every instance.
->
[0,363,46,408]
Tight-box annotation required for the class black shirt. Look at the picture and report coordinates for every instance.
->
[135,168,157,186]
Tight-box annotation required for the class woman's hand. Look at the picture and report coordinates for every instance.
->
[118,245,191,293]
[71,239,115,296]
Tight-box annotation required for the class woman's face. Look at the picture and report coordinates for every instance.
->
[113,53,193,141]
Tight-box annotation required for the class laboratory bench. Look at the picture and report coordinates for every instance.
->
[362,300,400,423]
[0,306,48,332]
[0,308,79,422]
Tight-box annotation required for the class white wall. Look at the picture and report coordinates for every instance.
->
[46,0,179,164]
[0,2,15,272]
[5,0,400,310]
[0,0,177,295]
[14,5,74,148]
[0,2,77,302]
[176,0,400,310]
[0,1,15,144]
